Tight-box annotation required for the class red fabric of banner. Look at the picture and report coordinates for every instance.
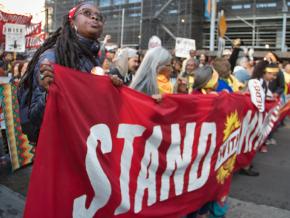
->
[0,10,32,43]
[25,22,41,36]
[25,32,46,49]
[24,65,279,218]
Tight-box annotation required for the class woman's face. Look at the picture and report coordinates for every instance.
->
[174,62,182,72]
[128,57,139,73]
[264,71,277,82]
[73,4,104,40]
[200,54,207,64]
[158,62,172,79]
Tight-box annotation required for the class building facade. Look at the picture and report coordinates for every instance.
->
[46,0,290,51]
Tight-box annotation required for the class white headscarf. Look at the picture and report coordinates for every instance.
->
[113,48,138,77]
[148,35,162,50]
[130,46,172,95]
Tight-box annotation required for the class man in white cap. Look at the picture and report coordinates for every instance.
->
[109,48,139,85]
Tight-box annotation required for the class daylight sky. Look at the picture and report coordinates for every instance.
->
[0,0,45,23]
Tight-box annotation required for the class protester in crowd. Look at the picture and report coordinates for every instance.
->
[102,48,116,73]
[17,1,122,143]
[228,38,244,72]
[180,58,199,93]
[190,66,232,218]
[0,68,4,77]
[182,49,197,72]
[264,52,286,141]
[192,65,219,94]
[99,34,112,65]
[157,61,173,94]
[198,53,209,68]
[250,60,280,152]
[233,56,251,84]
[170,58,182,85]
[189,66,218,218]
[284,63,290,95]
[283,63,290,83]
[0,52,14,76]
[130,46,172,97]
[173,76,188,94]
[264,52,285,99]
[148,35,162,50]
[11,60,29,85]
[108,47,139,85]
[213,57,243,92]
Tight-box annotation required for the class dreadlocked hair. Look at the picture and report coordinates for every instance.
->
[19,11,99,105]
[55,14,98,68]
[19,27,61,104]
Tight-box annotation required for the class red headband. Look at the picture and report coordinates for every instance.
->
[68,6,78,21]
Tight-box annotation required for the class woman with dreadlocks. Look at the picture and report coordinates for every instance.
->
[18,1,122,143]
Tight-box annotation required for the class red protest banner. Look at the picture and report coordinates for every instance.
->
[25,32,46,49]
[24,65,279,218]
[0,10,32,43]
[0,10,32,24]
[25,22,41,36]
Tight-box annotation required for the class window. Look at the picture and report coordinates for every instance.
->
[129,12,141,17]
[99,0,110,7]
[232,4,242,10]
[231,4,251,10]
[256,3,277,8]
[113,0,125,5]
[169,9,178,14]
[128,0,141,3]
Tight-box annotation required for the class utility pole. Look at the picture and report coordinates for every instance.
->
[252,0,256,47]
[45,7,49,34]
[138,0,144,49]
[281,0,288,52]
[210,0,217,51]
[120,8,125,48]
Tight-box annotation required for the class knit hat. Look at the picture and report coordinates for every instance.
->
[192,66,218,90]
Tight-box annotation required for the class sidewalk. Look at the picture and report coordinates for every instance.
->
[0,185,25,218]
[227,197,290,218]
[1,184,290,218]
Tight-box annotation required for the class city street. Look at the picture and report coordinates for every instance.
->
[1,118,289,218]
[1,0,290,217]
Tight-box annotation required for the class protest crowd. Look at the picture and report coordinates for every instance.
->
[0,1,290,218]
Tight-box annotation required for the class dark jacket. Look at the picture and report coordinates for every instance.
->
[269,70,285,96]
[108,67,133,86]
[229,47,243,72]
[17,36,101,143]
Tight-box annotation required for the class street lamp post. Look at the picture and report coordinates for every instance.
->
[281,0,288,52]
[138,0,144,49]
[209,0,217,51]
[45,7,49,34]
[120,8,125,48]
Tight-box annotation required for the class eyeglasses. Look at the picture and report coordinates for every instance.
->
[75,9,105,23]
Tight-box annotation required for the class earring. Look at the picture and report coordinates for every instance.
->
[74,25,78,32]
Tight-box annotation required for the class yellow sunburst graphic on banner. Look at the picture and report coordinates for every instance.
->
[223,111,241,141]
[216,111,241,184]
[216,154,237,184]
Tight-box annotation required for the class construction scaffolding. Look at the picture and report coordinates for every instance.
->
[204,0,290,51]
[45,0,290,51]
